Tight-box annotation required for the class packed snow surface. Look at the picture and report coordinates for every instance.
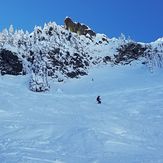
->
[0,64,163,163]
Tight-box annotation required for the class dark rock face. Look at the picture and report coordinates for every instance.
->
[64,17,96,37]
[103,56,111,63]
[0,49,23,75]
[115,42,147,64]
[48,48,90,78]
[66,70,87,78]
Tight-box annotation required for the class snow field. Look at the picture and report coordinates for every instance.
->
[0,64,163,163]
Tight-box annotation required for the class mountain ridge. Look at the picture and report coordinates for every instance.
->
[0,17,163,91]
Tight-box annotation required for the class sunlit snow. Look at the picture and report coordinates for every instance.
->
[0,63,163,163]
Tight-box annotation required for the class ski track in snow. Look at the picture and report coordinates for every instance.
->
[0,65,163,163]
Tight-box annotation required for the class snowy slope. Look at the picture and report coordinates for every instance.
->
[1,63,163,163]
[1,19,163,94]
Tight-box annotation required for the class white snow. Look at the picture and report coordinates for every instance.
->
[0,63,163,163]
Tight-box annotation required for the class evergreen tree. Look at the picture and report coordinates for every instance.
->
[29,50,49,92]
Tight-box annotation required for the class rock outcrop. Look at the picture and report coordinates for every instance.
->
[64,17,96,37]
[115,42,147,64]
[0,49,23,75]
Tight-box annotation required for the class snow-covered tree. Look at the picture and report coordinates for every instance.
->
[145,44,163,72]
[9,25,14,34]
[8,25,15,45]
[29,50,49,92]
[0,33,5,47]
[0,29,8,46]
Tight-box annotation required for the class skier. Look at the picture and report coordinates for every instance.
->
[96,96,101,104]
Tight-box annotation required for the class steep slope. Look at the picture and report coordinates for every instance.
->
[0,64,163,163]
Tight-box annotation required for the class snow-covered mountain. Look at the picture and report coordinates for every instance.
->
[0,17,163,92]
[1,18,163,163]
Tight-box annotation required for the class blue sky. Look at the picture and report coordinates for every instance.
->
[0,0,162,42]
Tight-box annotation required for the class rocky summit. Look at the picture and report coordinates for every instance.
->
[0,18,163,92]
[64,17,96,37]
